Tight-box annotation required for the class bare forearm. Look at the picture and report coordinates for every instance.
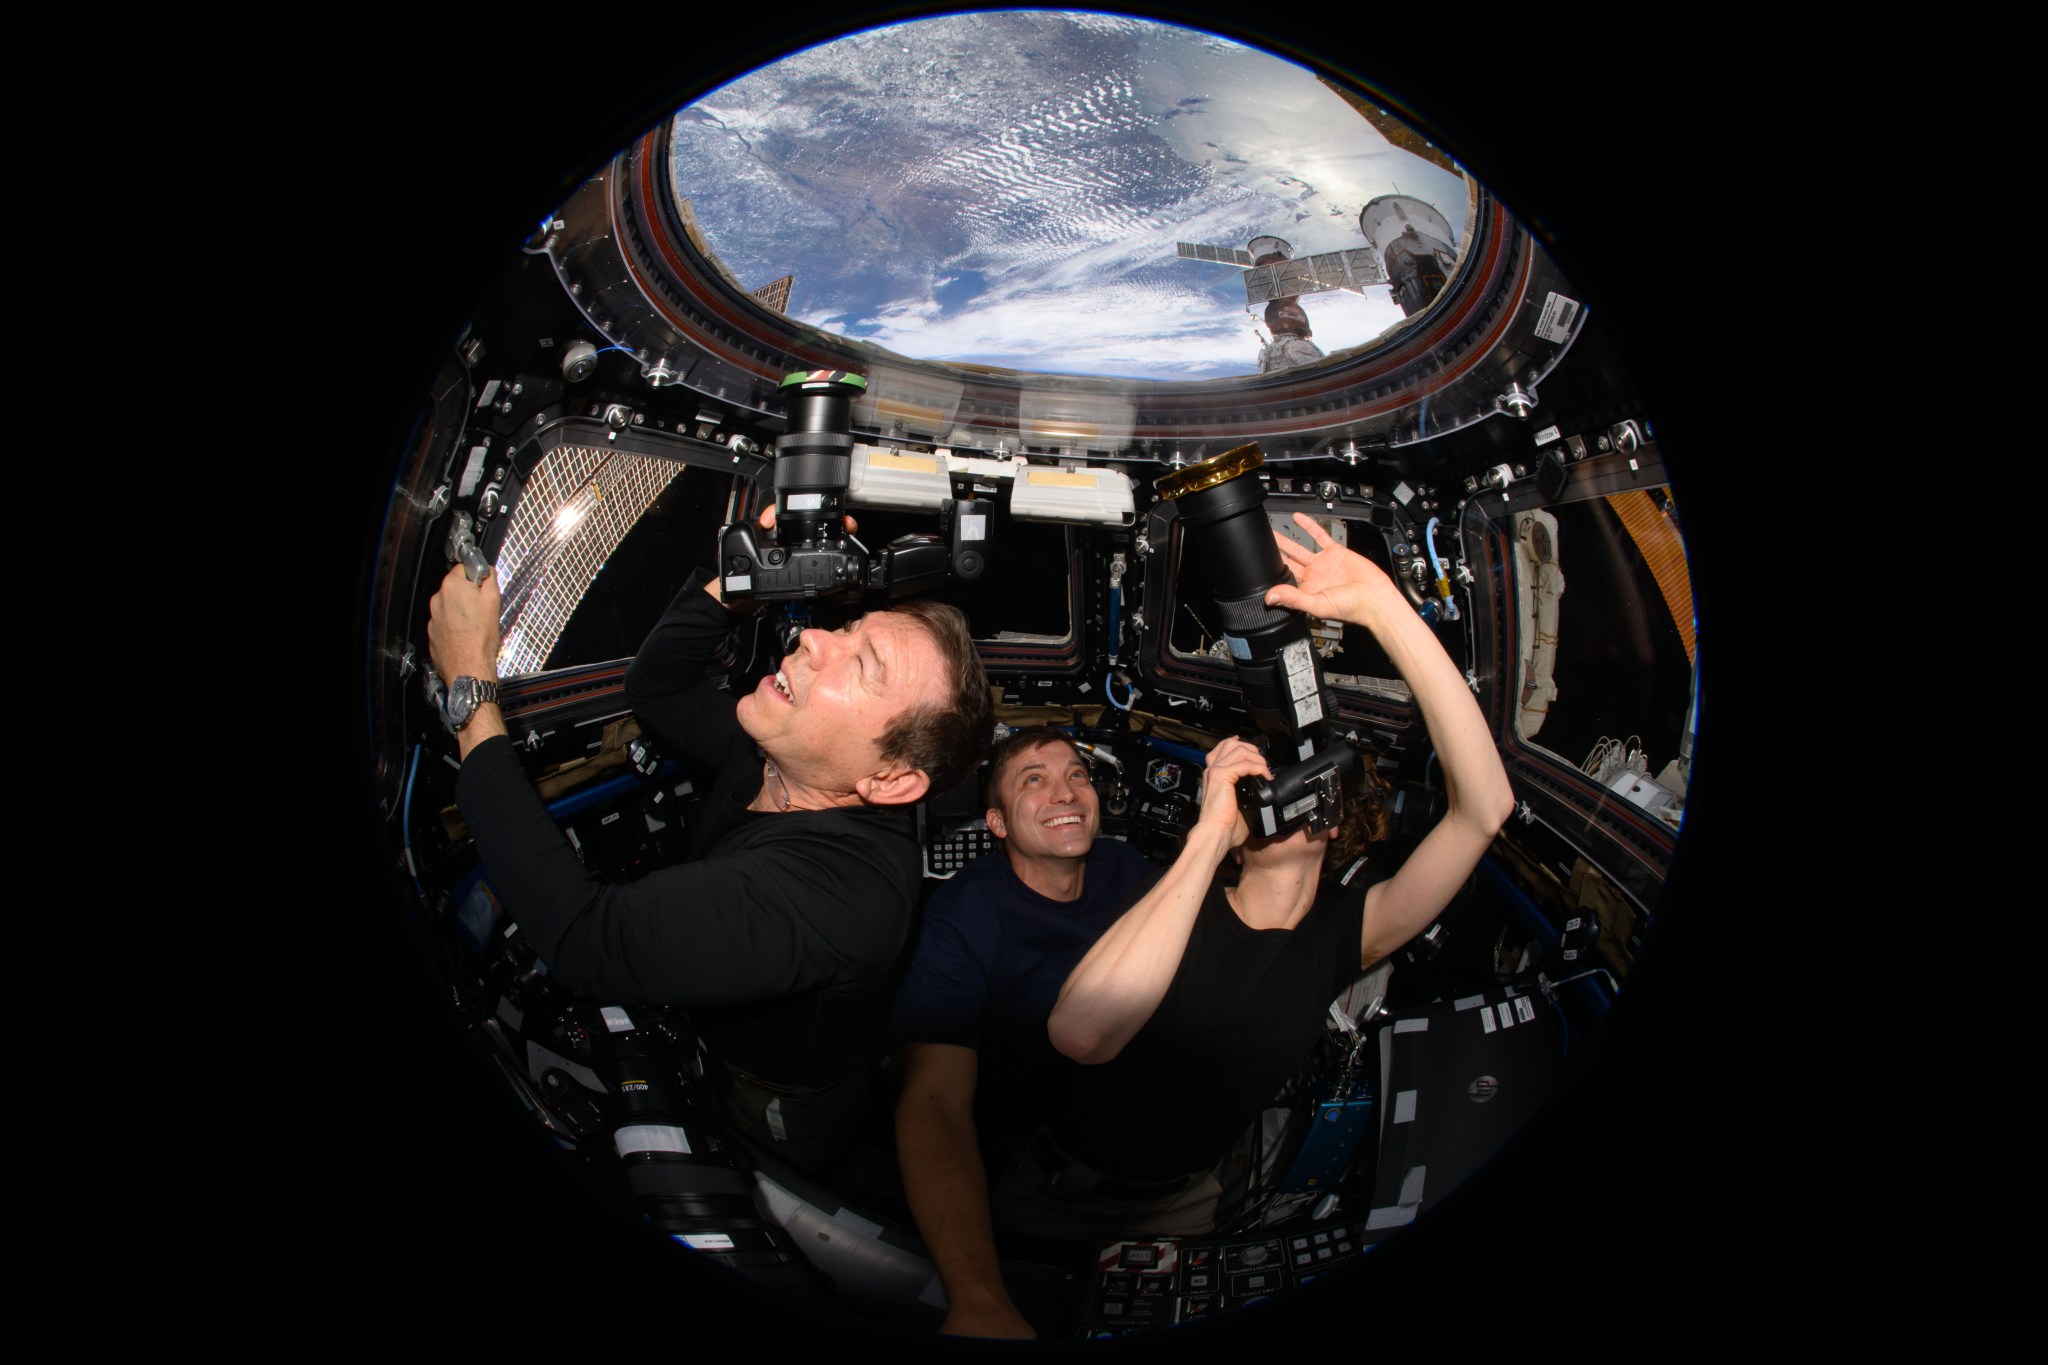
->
[1352,586,1514,833]
[896,1101,1014,1316]
[1351,586,1517,967]
[1048,820,1232,1063]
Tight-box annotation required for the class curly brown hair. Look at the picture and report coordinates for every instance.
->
[876,597,995,797]
[1324,750,1393,874]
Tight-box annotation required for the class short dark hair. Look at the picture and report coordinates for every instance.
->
[982,725,1086,818]
[877,597,994,797]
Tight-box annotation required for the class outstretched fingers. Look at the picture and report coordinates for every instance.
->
[1274,531,1310,572]
[1292,512,1336,547]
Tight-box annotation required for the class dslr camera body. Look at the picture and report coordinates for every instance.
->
[719,370,987,605]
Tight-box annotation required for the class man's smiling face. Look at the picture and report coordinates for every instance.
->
[734,611,945,795]
[987,738,1099,864]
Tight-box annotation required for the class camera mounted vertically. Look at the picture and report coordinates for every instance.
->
[1155,443,1356,838]
[718,369,988,606]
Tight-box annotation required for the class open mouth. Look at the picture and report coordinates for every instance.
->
[768,669,793,704]
[1044,814,1085,828]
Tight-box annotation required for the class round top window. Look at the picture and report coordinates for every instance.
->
[669,10,1469,381]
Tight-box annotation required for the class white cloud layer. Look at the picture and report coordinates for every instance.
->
[672,12,1468,381]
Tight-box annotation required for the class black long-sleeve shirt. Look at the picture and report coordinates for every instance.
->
[454,572,922,1084]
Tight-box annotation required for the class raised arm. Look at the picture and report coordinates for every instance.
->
[1047,738,1271,1065]
[1265,513,1516,967]
[894,1044,1035,1340]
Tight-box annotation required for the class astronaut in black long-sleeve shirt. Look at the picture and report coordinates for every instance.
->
[428,540,993,1168]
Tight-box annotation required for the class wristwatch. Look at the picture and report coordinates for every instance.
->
[444,675,500,732]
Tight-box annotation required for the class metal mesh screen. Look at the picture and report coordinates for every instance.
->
[492,445,686,677]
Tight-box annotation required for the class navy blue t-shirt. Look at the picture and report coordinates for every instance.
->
[890,838,1157,1136]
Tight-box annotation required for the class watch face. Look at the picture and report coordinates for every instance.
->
[447,677,476,728]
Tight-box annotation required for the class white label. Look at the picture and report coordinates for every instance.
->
[1514,996,1536,1023]
[600,1006,635,1033]
[765,1097,787,1141]
[1282,640,1318,698]
[1392,1090,1418,1124]
[1392,481,1415,505]
[458,446,488,497]
[1258,805,1277,836]
[1282,795,1319,822]
[1533,292,1580,343]
[786,493,825,511]
[1453,994,1487,1012]
[724,575,753,592]
[1393,1017,1430,1034]
[677,1233,734,1251]
[1480,1007,1496,1033]
[615,1123,692,1157]
[600,810,621,826]
[476,379,502,408]
[1533,424,1561,447]
[960,513,987,541]
[1496,1002,1514,1030]
[1293,693,1324,725]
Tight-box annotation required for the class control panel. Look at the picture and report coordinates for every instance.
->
[1074,1223,1377,1338]
[921,813,998,878]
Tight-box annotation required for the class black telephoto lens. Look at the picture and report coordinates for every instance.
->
[772,370,868,546]
[1157,443,1357,836]
[1156,444,1325,749]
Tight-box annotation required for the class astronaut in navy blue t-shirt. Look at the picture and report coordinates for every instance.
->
[889,726,1155,1339]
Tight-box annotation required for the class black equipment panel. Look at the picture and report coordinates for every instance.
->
[1073,1224,1377,1338]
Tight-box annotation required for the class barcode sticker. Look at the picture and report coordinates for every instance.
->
[1533,292,1580,343]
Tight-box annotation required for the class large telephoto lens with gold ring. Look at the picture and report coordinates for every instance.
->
[1156,444,1356,837]
[1156,444,1319,747]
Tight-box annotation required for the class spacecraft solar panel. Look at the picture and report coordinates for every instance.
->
[749,274,795,313]
[1243,249,1387,304]
[1176,241,1254,267]
[1244,258,1316,304]
[1319,248,1387,288]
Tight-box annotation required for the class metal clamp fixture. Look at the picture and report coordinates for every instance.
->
[445,511,491,583]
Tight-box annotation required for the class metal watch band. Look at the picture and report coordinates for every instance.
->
[451,676,500,731]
